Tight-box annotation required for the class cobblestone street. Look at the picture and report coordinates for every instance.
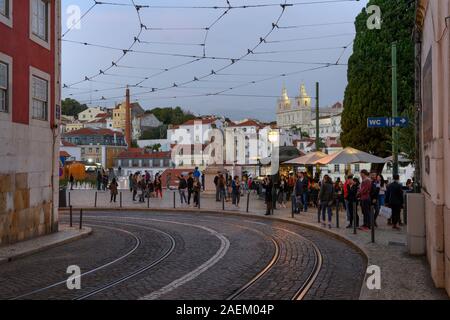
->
[0,210,366,300]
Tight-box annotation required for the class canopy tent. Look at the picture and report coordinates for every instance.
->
[313,147,386,165]
[283,151,327,165]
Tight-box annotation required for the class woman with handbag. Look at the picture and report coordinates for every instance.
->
[319,175,335,229]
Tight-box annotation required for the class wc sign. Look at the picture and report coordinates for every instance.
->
[367,117,409,128]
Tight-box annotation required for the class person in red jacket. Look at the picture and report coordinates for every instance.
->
[358,170,372,230]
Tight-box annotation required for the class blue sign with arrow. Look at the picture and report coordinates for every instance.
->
[367,117,409,128]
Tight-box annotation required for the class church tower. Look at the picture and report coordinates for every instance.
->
[295,83,312,127]
[277,85,291,112]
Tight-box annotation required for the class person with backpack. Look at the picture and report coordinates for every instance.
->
[319,175,335,229]
[193,177,202,208]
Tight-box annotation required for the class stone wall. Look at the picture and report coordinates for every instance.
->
[0,122,59,246]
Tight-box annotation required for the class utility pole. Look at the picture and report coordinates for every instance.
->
[125,87,132,148]
[315,82,320,151]
[392,42,399,176]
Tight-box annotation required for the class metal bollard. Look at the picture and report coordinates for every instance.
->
[291,196,295,218]
[246,192,250,213]
[147,194,150,209]
[68,192,71,207]
[222,195,225,211]
[79,209,83,230]
[173,191,176,209]
[371,206,375,243]
[317,203,321,223]
[198,192,201,210]
[94,192,98,208]
[120,192,122,208]
[336,199,340,228]
[69,205,73,228]
[353,202,357,235]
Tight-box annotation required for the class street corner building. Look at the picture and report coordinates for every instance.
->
[415,0,450,295]
[0,0,62,245]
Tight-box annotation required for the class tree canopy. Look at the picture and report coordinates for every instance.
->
[340,0,415,158]
[62,98,88,118]
[147,106,195,126]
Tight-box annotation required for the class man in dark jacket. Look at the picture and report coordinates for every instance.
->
[385,174,404,230]
[263,176,273,216]
[187,172,194,205]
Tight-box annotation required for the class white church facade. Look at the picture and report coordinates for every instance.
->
[276,84,343,139]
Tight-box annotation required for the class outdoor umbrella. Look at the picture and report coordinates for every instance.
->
[283,151,327,165]
[313,147,386,165]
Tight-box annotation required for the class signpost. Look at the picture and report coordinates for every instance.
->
[367,117,409,128]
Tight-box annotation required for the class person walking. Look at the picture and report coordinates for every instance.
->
[385,174,404,230]
[344,174,353,223]
[109,178,119,203]
[232,176,241,207]
[193,177,202,208]
[129,173,133,192]
[346,177,360,228]
[97,171,102,191]
[310,179,320,208]
[155,175,163,199]
[358,170,372,231]
[131,174,138,202]
[319,175,334,229]
[219,174,226,202]
[214,172,221,202]
[263,176,273,216]
[277,176,287,208]
[69,174,75,191]
[187,172,194,206]
[178,174,188,205]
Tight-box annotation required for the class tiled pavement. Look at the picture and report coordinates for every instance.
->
[65,189,449,300]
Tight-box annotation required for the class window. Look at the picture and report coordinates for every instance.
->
[0,0,12,27]
[0,0,9,18]
[31,75,48,121]
[354,164,360,173]
[0,61,8,113]
[334,165,340,173]
[31,0,48,41]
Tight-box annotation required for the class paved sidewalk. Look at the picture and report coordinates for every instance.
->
[65,189,448,300]
[0,225,92,265]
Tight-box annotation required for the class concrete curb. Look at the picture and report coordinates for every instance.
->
[0,226,93,265]
[60,206,369,298]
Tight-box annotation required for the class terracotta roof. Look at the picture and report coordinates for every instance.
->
[60,151,71,158]
[116,149,171,160]
[64,128,123,136]
[181,118,216,126]
[229,120,262,128]
[61,140,77,147]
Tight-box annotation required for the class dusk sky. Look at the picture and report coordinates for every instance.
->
[61,0,369,121]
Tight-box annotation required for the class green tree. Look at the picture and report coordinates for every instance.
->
[141,125,168,140]
[148,107,195,125]
[340,0,415,158]
[62,98,88,118]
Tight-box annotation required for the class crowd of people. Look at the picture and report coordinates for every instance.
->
[83,165,410,233]
[259,170,408,230]
[128,171,164,203]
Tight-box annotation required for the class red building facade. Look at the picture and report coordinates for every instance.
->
[0,0,61,245]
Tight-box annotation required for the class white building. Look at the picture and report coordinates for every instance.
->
[309,103,343,139]
[78,107,105,122]
[276,84,312,130]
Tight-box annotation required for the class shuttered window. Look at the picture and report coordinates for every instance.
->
[31,0,48,41]
[0,62,8,113]
[32,75,48,120]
